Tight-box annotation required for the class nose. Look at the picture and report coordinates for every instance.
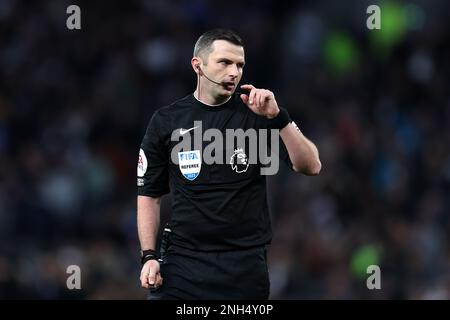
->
[228,64,240,78]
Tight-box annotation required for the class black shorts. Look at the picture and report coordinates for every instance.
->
[148,244,270,300]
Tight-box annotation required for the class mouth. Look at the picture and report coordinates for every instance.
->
[222,81,236,91]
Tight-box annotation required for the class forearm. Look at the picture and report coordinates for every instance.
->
[137,195,161,251]
[280,123,321,175]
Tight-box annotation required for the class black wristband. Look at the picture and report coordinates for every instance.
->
[140,249,159,265]
[268,107,291,130]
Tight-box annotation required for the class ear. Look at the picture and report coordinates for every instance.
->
[191,57,202,75]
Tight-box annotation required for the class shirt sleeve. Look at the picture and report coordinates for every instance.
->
[137,109,170,197]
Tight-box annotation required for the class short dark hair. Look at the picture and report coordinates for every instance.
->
[193,29,243,60]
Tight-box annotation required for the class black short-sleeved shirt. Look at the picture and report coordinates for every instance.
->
[138,93,293,251]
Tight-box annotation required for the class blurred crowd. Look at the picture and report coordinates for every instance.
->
[0,0,449,299]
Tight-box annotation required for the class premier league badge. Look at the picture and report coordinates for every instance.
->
[230,148,249,173]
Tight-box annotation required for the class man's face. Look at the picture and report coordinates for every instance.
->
[201,40,245,98]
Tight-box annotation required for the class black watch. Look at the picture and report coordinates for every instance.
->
[140,249,159,265]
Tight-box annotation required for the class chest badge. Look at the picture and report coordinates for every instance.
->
[230,148,249,173]
[178,150,202,181]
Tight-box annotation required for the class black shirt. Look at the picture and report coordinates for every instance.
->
[137,93,293,251]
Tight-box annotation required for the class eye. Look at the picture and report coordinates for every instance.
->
[219,60,232,65]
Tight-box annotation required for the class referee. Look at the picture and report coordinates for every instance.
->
[137,29,321,299]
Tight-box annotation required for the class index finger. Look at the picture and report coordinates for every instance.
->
[148,268,157,285]
[140,273,149,288]
[240,84,255,91]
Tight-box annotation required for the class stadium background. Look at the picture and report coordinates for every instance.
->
[0,0,449,299]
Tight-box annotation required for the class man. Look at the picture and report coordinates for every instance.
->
[137,29,321,299]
